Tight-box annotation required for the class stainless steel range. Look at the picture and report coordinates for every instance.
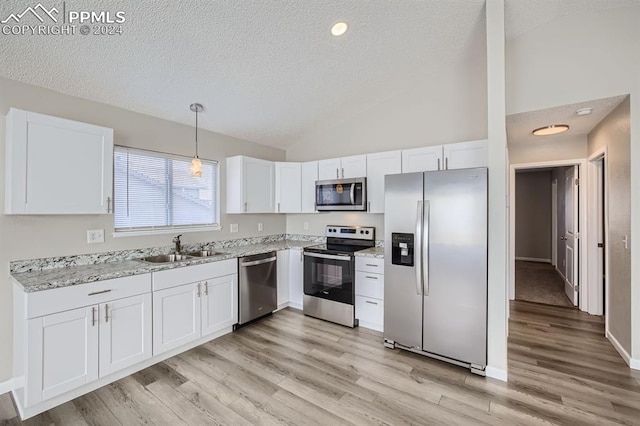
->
[303,225,375,327]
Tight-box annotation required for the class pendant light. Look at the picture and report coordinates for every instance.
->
[190,103,204,177]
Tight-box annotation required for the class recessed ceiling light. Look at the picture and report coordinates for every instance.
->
[331,22,348,37]
[532,124,570,136]
[576,107,593,116]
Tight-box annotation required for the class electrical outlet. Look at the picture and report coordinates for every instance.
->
[303,222,309,230]
[87,229,104,244]
[230,224,238,233]
[258,222,263,232]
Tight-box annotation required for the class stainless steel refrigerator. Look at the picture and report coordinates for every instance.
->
[383,168,487,375]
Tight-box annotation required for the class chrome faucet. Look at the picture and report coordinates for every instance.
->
[172,234,183,254]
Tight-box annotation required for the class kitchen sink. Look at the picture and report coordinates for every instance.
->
[140,254,193,263]
[185,250,223,257]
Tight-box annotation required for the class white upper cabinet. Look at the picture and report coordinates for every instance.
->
[443,139,488,170]
[5,108,114,215]
[275,162,302,213]
[300,161,318,213]
[318,155,367,180]
[402,146,443,173]
[226,155,275,213]
[366,151,402,213]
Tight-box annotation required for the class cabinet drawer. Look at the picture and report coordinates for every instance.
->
[355,256,384,274]
[152,259,237,291]
[355,295,383,331]
[355,272,384,299]
[27,274,151,319]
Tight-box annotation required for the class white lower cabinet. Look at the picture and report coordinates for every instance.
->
[153,283,201,355]
[201,274,238,336]
[288,249,304,309]
[276,250,290,308]
[355,257,384,331]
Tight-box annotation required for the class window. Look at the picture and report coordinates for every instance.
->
[114,147,219,233]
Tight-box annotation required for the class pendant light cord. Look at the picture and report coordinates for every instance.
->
[195,108,199,158]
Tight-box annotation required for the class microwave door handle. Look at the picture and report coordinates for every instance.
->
[415,200,423,295]
[350,184,355,205]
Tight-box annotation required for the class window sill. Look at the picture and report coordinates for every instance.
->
[112,225,222,238]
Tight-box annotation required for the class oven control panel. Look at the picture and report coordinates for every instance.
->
[325,225,375,240]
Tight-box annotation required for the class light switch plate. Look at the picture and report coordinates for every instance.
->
[87,229,104,244]
[258,222,263,232]
[303,222,309,230]
[230,224,238,233]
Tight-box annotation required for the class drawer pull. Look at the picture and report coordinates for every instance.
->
[365,275,378,280]
[365,300,378,305]
[365,264,378,267]
[88,289,112,296]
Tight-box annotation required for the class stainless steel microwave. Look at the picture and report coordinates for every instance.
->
[315,178,367,211]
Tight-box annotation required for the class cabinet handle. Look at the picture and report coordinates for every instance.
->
[204,281,209,296]
[365,300,378,305]
[105,304,109,322]
[88,289,111,296]
[106,196,112,213]
[365,264,378,267]
[244,202,247,213]
[368,201,371,212]
[278,202,280,213]
[197,283,201,298]
[91,307,97,327]
[445,157,448,170]
[336,168,339,179]
[341,168,344,178]
[365,275,378,280]
[437,158,440,171]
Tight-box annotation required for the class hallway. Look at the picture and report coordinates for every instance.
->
[515,260,573,307]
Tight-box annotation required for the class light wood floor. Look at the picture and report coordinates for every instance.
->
[2,302,639,425]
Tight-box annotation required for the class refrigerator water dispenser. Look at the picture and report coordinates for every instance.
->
[391,233,414,266]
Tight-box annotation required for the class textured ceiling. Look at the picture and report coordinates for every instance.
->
[0,1,634,149]
[506,95,627,146]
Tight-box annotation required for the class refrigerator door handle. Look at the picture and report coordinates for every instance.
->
[423,200,430,296]
[415,200,423,295]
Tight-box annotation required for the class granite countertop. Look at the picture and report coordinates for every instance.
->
[12,240,316,293]
[355,247,384,258]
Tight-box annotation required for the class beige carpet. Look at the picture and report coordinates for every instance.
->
[515,261,573,307]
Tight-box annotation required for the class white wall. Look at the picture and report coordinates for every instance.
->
[506,5,640,362]
[508,135,587,164]
[0,77,287,382]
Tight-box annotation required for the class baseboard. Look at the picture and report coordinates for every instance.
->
[0,377,17,395]
[515,257,551,263]
[606,331,632,366]
[485,366,508,382]
[555,266,566,280]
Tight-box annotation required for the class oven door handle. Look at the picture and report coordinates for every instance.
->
[303,252,351,261]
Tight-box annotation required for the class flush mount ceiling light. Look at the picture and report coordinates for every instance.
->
[532,124,570,136]
[576,107,593,116]
[331,21,349,37]
[190,103,203,177]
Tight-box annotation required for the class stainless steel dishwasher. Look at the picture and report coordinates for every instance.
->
[236,251,277,328]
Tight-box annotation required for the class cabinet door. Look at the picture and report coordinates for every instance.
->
[318,158,341,180]
[366,151,401,213]
[276,250,290,308]
[243,157,275,213]
[443,139,487,170]
[99,294,152,377]
[153,283,201,356]
[301,161,318,213]
[275,162,302,213]
[402,146,443,173]
[355,295,384,332]
[288,249,304,310]
[6,109,113,215]
[26,306,98,405]
[341,154,367,178]
[202,274,238,336]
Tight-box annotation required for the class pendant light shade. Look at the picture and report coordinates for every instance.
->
[190,103,204,177]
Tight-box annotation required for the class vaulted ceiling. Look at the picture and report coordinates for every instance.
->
[0,0,634,149]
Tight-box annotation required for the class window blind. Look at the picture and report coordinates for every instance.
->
[114,146,218,232]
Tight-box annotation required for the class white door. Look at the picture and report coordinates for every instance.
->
[243,157,274,213]
[288,249,304,309]
[318,158,341,180]
[201,274,238,336]
[275,162,302,213]
[277,250,290,308]
[341,154,367,178]
[402,146,443,172]
[366,151,402,213]
[564,166,579,305]
[301,161,318,213]
[18,110,113,214]
[443,139,488,170]
[99,294,152,377]
[153,283,201,355]
[26,306,98,405]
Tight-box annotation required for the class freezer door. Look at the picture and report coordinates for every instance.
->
[422,168,487,366]
[384,172,424,349]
